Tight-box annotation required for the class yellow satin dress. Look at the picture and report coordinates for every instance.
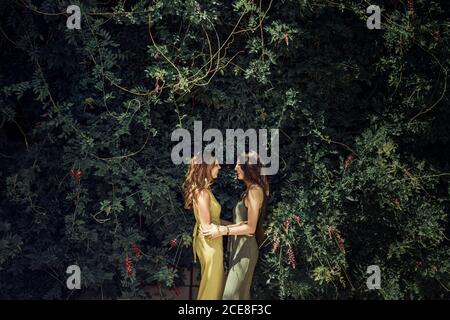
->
[192,188,225,300]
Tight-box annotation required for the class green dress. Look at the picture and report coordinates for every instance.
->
[222,199,259,300]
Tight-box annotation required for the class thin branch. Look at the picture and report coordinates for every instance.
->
[11,119,29,151]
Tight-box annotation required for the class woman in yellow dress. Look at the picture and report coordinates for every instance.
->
[183,154,238,299]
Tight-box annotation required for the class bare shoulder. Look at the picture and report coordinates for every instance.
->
[194,188,211,204]
[249,184,264,197]
[247,185,264,207]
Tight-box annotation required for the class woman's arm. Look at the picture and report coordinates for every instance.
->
[221,219,248,227]
[195,189,215,231]
[203,187,263,239]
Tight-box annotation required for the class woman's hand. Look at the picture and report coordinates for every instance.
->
[203,224,224,239]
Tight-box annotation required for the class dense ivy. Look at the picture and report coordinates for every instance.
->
[0,0,449,299]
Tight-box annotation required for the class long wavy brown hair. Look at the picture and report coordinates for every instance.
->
[238,151,270,246]
[183,154,217,210]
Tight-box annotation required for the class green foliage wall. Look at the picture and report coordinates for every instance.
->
[0,0,449,299]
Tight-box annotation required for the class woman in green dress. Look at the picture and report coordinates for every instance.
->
[203,151,269,300]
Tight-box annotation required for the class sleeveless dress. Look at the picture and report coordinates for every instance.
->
[192,189,225,300]
[222,199,259,300]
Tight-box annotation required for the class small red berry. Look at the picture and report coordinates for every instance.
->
[76,169,82,178]
[344,153,354,168]
[283,33,289,46]
[170,239,178,248]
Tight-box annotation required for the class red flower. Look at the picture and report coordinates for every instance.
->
[76,169,82,178]
[170,239,178,248]
[131,243,142,258]
[327,226,345,253]
[344,154,354,168]
[407,0,414,15]
[287,246,296,269]
[283,218,291,233]
[272,236,280,253]
[124,255,133,276]
[337,238,345,252]
[327,226,335,239]
[70,168,75,177]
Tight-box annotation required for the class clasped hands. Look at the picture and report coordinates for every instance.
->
[202,221,248,239]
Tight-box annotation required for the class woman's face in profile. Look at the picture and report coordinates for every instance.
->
[235,163,244,180]
[210,160,221,179]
